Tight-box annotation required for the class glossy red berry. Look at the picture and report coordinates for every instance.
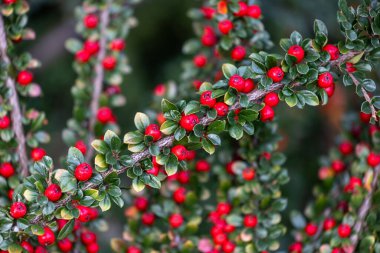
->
[8,189,14,200]
[367,152,380,167]
[75,140,87,155]
[331,248,344,253]
[331,160,345,173]
[75,163,93,181]
[318,72,334,88]
[218,20,233,35]
[264,92,280,107]
[243,214,258,228]
[37,227,55,246]
[0,115,10,129]
[44,184,62,202]
[337,224,351,238]
[110,38,125,51]
[200,90,216,108]
[171,145,188,161]
[339,141,353,155]
[360,111,371,123]
[195,160,210,172]
[179,114,199,131]
[134,196,149,211]
[214,102,229,117]
[83,14,98,29]
[247,5,261,18]
[17,70,33,86]
[31,147,46,161]
[289,242,303,253]
[242,168,255,181]
[288,45,305,63]
[145,124,161,141]
[0,162,15,178]
[267,67,284,82]
[102,56,117,70]
[228,74,245,92]
[169,213,184,228]
[77,205,92,222]
[243,78,255,93]
[201,27,217,47]
[231,45,246,61]
[86,243,99,253]
[81,231,97,245]
[323,218,336,231]
[324,83,335,97]
[20,241,34,253]
[346,62,356,73]
[323,44,339,60]
[146,165,159,176]
[260,105,275,122]
[75,49,90,63]
[57,238,73,252]
[141,212,155,226]
[83,40,100,55]
[233,2,248,17]
[97,107,113,124]
[193,54,207,68]
[222,241,236,253]
[304,223,318,236]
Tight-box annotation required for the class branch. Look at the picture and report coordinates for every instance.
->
[86,1,112,161]
[0,15,29,177]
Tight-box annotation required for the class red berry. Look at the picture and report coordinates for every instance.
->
[97,107,113,124]
[20,241,34,253]
[318,72,334,88]
[57,238,73,252]
[289,242,302,253]
[17,70,33,86]
[337,224,351,238]
[2,0,16,4]
[179,114,199,131]
[226,161,235,175]
[84,40,100,55]
[193,54,207,68]
[0,115,10,129]
[216,202,231,215]
[171,145,188,161]
[346,62,356,73]
[37,227,55,246]
[173,187,186,204]
[145,124,161,141]
[83,14,98,29]
[244,214,258,228]
[75,140,87,155]
[233,2,248,17]
[110,39,125,51]
[81,231,97,245]
[367,152,380,167]
[86,243,99,253]
[222,241,236,253]
[126,246,141,253]
[242,168,255,181]
[146,165,159,176]
[31,147,46,161]
[264,92,280,107]
[201,27,217,47]
[214,102,229,117]
[141,212,155,226]
[77,205,92,222]
[201,7,216,19]
[243,78,255,93]
[177,170,190,184]
[304,223,318,236]
[231,45,246,61]
[44,184,62,202]
[213,232,227,245]
[0,162,15,178]
[195,160,210,172]
[332,248,344,253]
[134,196,149,211]
[323,44,340,61]
[200,90,216,108]
[288,45,305,63]
[8,189,14,200]
[267,67,284,83]
[224,224,235,233]
[154,83,166,96]
[331,159,345,173]
[260,105,275,122]
[247,5,261,18]
[324,83,335,97]
[218,20,233,35]
[74,163,93,181]
[360,111,371,123]
[339,141,353,155]
[344,177,362,193]
[102,56,117,70]
[169,213,184,228]
[323,218,336,231]
[228,74,245,92]
[75,49,90,63]
[35,246,48,253]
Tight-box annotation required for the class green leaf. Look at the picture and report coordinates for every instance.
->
[67,147,84,167]
[184,101,200,115]
[99,195,112,211]
[207,120,226,134]
[134,112,150,131]
[149,144,160,156]
[222,63,237,78]
[314,19,328,35]
[202,138,215,155]
[165,154,178,176]
[161,99,178,113]
[298,90,319,106]
[290,31,302,45]
[147,175,161,189]
[372,96,380,109]
[65,38,82,53]
[160,120,178,135]
[123,131,144,144]
[207,134,221,146]
[229,125,244,140]
[91,140,110,154]
[57,219,74,240]
[285,95,298,107]
[362,79,376,92]
[296,63,309,75]
[8,244,23,253]
[31,225,44,235]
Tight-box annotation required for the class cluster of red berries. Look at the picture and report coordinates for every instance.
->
[261,92,280,122]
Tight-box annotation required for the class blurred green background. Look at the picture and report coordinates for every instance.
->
[24,0,376,250]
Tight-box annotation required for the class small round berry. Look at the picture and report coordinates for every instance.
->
[242,168,255,181]
[260,105,275,122]
[222,241,236,253]
[146,165,159,176]
[77,205,92,222]
[218,20,233,35]
[360,111,371,123]
[102,56,117,70]
[31,147,46,161]
[337,224,351,238]
[154,83,166,96]
[214,102,229,117]
[20,241,34,253]
[247,5,261,18]
[267,67,284,82]
[81,231,97,245]
[323,217,336,231]
[110,38,125,51]
[171,145,188,161]
[145,124,161,141]
[201,28,217,47]
[141,212,155,226]
[83,14,98,29]
[233,2,248,17]
[367,152,380,167]
[179,114,199,131]
[339,141,353,155]
[243,78,255,93]
[289,242,303,253]
[193,54,207,68]
[264,92,280,107]
[0,115,11,129]
[318,72,334,88]
[57,238,73,253]
[193,80,203,90]
[83,40,100,55]
[8,189,14,200]
[173,187,186,204]
[213,232,227,245]
[86,243,99,253]
[231,45,246,61]
[17,70,33,86]
[324,84,335,97]
[331,159,345,173]
[244,215,258,228]
[97,107,113,124]
[134,196,149,211]
[304,223,318,236]
[44,184,62,202]
[200,90,216,108]
[176,170,190,184]
[169,213,184,228]
[0,162,15,178]
[200,7,216,19]
[288,45,305,63]
[126,246,141,253]
[75,140,87,155]
[195,160,210,172]
[37,227,55,246]
[216,202,231,215]
[346,62,356,73]
[74,163,93,181]
[228,74,245,92]
[323,44,339,61]
[75,49,90,63]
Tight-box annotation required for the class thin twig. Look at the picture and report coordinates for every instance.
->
[0,16,29,177]
[86,0,112,161]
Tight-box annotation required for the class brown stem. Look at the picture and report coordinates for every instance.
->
[0,16,29,177]
[85,1,112,162]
